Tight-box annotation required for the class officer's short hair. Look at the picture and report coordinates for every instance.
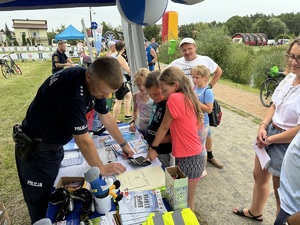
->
[87,57,123,90]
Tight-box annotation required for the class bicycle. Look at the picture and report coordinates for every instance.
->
[0,52,22,79]
[259,68,285,107]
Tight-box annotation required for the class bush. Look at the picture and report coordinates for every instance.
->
[223,44,255,85]
[251,46,287,88]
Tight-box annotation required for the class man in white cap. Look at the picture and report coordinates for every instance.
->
[168,37,223,170]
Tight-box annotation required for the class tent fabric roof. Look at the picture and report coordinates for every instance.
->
[0,0,115,11]
[55,24,84,40]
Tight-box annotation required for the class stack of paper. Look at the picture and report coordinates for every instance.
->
[118,189,167,225]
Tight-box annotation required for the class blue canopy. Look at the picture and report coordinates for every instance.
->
[55,24,84,40]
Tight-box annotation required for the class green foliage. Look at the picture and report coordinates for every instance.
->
[5,23,12,38]
[223,44,255,84]
[194,26,232,70]
[26,38,31,46]
[251,46,287,88]
[225,16,252,36]
[143,24,161,42]
[22,33,27,46]
[13,39,19,46]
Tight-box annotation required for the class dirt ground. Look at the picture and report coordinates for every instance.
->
[213,83,268,120]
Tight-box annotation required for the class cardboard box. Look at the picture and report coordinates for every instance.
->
[165,166,188,210]
[55,177,87,193]
[0,202,11,225]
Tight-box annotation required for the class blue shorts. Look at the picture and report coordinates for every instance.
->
[266,124,289,177]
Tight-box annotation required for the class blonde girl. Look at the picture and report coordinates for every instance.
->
[129,68,153,137]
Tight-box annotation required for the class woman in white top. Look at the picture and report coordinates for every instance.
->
[233,37,300,222]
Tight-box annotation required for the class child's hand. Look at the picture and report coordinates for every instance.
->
[146,148,158,161]
[129,123,136,133]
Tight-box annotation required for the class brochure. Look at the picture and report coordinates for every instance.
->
[118,189,167,214]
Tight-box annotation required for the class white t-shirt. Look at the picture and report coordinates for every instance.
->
[168,55,218,84]
[272,73,300,130]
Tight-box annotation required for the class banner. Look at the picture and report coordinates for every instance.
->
[94,25,103,54]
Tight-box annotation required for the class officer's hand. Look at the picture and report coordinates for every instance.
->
[122,144,134,158]
[103,163,126,175]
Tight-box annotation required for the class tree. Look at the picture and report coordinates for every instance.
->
[267,18,287,39]
[13,39,19,46]
[22,33,27,46]
[278,12,300,37]
[178,23,198,39]
[250,18,269,34]
[4,23,12,39]
[26,38,31,46]
[225,16,252,36]
[31,38,36,46]
[143,24,161,43]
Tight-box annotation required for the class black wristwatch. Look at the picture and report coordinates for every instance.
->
[129,120,135,125]
[208,83,213,89]
[150,144,159,151]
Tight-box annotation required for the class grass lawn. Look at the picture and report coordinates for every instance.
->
[0,60,129,224]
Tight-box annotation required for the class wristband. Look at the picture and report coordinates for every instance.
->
[119,141,128,148]
[129,120,135,125]
[150,144,159,151]
[208,84,213,89]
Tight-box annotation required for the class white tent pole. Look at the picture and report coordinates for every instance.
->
[121,18,147,92]
[81,18,94,62]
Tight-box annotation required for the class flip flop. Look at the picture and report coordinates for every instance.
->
[233,208,263,222]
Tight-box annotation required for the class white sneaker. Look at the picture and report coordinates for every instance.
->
[200,169,207,179]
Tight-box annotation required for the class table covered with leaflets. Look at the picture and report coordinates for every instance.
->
[46,124,200,225]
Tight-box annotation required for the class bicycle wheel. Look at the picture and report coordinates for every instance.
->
[260,78,278,107]
[1,63,10,79]
[12,62,22,75]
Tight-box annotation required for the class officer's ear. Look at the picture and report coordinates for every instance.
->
[86,72,92,83]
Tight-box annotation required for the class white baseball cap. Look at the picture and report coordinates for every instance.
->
[107,40,115,48]
[179,37,195,47]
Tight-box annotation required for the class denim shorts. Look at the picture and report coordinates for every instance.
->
[266,124,290,177]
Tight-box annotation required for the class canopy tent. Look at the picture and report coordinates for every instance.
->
[55,24,84,40]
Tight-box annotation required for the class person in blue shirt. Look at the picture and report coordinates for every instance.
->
[13,57,133,224]
[191,65,214,178]
[144,39,157,71]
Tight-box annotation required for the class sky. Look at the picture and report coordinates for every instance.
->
[0,0,299,32]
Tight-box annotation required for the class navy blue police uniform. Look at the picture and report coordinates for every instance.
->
[52,50,68,74]
[146,100,172,168]
[15,66,109,223]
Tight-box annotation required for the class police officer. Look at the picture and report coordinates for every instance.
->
[14,57,134,223]
[52,40,74,73]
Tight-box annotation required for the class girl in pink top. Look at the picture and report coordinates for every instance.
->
[146,66,205,211]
